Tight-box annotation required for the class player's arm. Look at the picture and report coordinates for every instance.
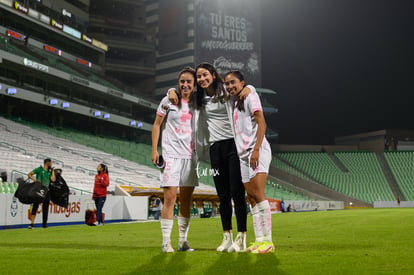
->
[250,110,267,169]
[151,114,165,165]
[27,170,37,182]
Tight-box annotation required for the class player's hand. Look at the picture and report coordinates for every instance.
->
[152,151,160,165]
[168,89,179,105]
[250,150,260,170]
[239,86,251,100]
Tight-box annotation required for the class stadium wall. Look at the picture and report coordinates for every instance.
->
[284,200,344,212]
[0,194,149,229]
[374,201,414,208]
[272,144,359,152]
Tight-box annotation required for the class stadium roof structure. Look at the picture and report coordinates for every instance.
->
[335,129,414,152]
[0,1,107,52]
[0,41,157,132]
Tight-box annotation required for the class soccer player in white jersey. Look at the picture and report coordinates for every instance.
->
[151,67,198,253]
[224,70,274,254]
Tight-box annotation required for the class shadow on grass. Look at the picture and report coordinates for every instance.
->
[205,252,284,274]
[124,249,283,274]
[0,242,156,251]
[278,243,376,252]
[127,251,191,274]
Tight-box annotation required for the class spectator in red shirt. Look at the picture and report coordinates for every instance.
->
[93,163,109,226]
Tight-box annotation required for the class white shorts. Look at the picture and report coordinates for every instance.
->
[240,144,272,184]
[160,156,199,187]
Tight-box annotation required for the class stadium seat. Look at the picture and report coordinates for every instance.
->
[385,151,414,200]
[273,151,395,203]
[0,116,216,195]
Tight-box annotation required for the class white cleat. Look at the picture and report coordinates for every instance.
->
[162,242,174,253]
[217,232,233,252]
[227,232,246,252]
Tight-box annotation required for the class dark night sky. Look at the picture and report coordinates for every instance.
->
[260,0,414,144]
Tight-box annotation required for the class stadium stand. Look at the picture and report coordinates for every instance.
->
[0,32,123,91]
[28,122,312,201]
[334,152,394,202]
[384,151,414,201]
[0,36,43,63]
[0,116,216,195]
[265,179,310,201]
[0,116,309,200]
[271,155,314,182]
[273,151,397,203]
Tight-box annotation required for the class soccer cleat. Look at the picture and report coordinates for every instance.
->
[162,242,174,253]
[177,241,195,252]
[217,233,233,252]
[251,241,275,254]
[245,242,261,253]
[28,224,33,229]
[227,232,246,252]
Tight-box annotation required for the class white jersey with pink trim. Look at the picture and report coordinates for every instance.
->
[233,85,271,160]
[156,96,194,159]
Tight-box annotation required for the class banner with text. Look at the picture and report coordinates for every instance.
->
[195,0,261,86]
[0,194,149,229]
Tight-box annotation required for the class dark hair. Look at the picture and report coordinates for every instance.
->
[224,70,246,112]
[225,70,245,82]
[195,62,228,109]
[44,158,52,164]
[99,163,109,174]
[176,66,196,109]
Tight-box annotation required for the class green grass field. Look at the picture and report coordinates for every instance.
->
[1,208,414,274]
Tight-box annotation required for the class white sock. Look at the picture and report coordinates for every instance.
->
[178,217,190,243]
[251,205,264,242]
[160,218,173,245]
[257,200,272,242]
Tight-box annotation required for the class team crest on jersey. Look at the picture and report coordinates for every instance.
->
[162,104,169,111]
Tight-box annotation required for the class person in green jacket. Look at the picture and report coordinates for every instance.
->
[27,158,56,229]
